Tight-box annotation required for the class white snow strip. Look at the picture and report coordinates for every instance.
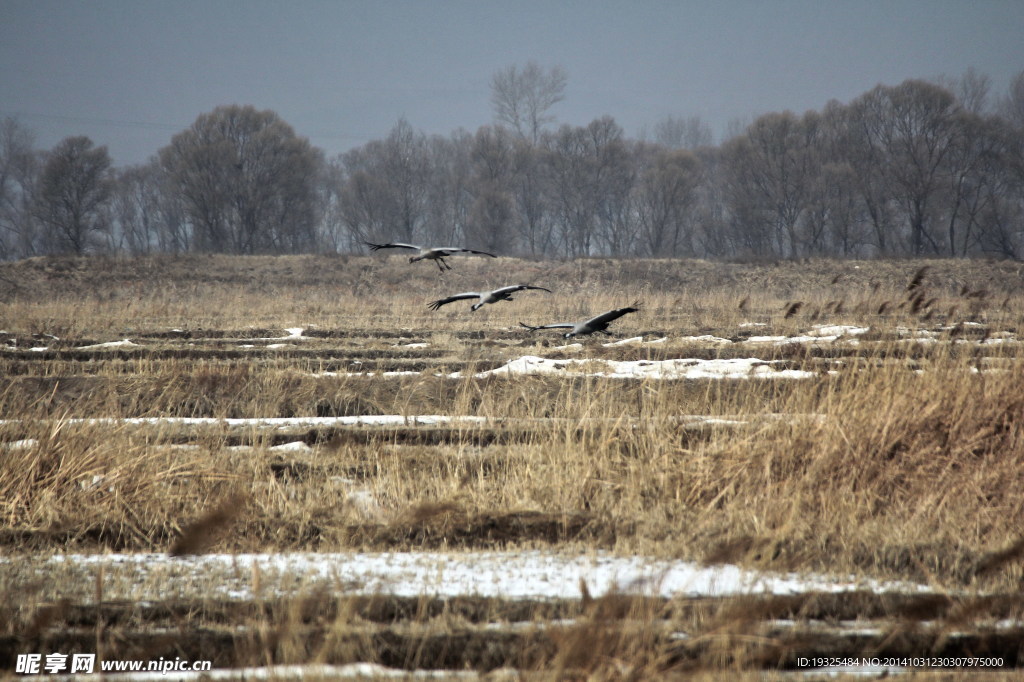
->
[269,441,313,453]
[744,325,870,346]
[76,339,140,350]
[44,550,917,602]
[465,356,818,380]
[602,336,644,346]
[601,336,671,346]
[744,335,791,344]
[0,415,489,430]
[1,438,39,450]
[678,335,732,345]
[807,324,871,337]
[0,415,821,440]
[980,336,1019,345]
[248,327,309,342]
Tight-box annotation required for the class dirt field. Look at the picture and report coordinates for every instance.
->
[1,254,1023,679]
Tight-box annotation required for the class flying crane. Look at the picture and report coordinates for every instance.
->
[519,305,639,338]
[428,284,552,312]
[364,241,497,272]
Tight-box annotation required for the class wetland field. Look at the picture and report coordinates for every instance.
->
[1,253,1023,680]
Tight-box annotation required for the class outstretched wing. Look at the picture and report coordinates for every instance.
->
[438,247,496,258]
[493,284,552,296]
[585,306,639,328]
[364,241,420,252]
[518,321,574,332]
[427,292,480,311]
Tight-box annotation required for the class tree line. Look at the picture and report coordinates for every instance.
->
[2,65,1023,261]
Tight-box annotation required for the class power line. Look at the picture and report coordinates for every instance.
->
[0,109,185,132]
[0,109,376,144]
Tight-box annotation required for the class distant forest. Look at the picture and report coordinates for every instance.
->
[2,64,1023,261]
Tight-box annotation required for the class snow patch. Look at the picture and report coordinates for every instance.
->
[601,336,669,347]
[44,550,917,602]
[602,336,643,346]
[1,438,39,450]
[269,441,313,453]
[679,334,732,345]
[77,339,139,350]
[744,325,869,346]
[466,355,818,380]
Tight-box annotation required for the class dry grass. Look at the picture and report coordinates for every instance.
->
[2,253,1024,677]
[1,254,1022,575]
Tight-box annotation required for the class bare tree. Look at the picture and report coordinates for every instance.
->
[490,62,567,144]
[587,117,635,255]
[423,131,473,249]
[689,146,731,258]
[634,145,700,256]
[842,81,961,255]
[998,69,1024,129]
[544,117,633,257]
[839,93,901,255]
[111,160,187,254]
[466,186,514,255]
[872,80,961,255]
[0,117,39,258]
[509,136,555,257]
[976,99,1024,258]
[319,157,349,252]
[807,101,872,256]
[651,114,713,150]
[33,136,112,254]
[545,124,596,257]
[339,118,431,247]
[937,67,992,115]
[160,105,322,253]
[722,111,821,257]
[465,125,517,253]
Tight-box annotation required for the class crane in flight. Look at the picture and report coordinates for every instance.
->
[364,241,497,272]
[519,305,639,338]
[428,284,552,312]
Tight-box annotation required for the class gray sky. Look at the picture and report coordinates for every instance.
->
[2,0,1023,166]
